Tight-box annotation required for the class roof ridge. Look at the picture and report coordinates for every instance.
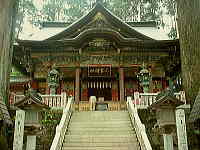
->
[44,2,154,41]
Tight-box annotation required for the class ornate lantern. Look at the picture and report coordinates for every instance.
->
[14,88,49,149]
[150,90,183,127]
[137,65,152,93]
[47,67,60,94]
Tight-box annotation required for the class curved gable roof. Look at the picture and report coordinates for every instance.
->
[45,3,154,41]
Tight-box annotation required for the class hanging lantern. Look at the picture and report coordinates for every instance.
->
[47,67,60,89]
[137,64,152,93]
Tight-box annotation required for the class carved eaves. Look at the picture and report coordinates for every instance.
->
[62,12,131,40]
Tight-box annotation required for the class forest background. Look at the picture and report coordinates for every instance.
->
[16,0,177,39]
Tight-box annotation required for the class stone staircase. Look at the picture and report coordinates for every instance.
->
[62,111,140,150]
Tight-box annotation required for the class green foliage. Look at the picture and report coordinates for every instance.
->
[38,110,62,150]
[16,0,38,38]
[162,0,176,16]
[17,0,178,39]
[41,110,62,127]
[10,67,24,76]
[0,135,8,150]
[65,0,88,22]
[41,0,68,21]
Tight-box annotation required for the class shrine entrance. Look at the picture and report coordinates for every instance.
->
[80,65,119,102]
[87,78,112,101]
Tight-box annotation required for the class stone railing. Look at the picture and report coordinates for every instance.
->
[9,93,25,105]
[127,98,152,150]
[42,93,67,108]
[50,97,74,150]
[9,92,68,109]
[132,91,186,109]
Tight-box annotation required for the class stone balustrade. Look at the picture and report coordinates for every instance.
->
[9,92,68,109]
[127,98,152,150]
[42,93,67,108]
[50,97,74,150]
[132,91,186,109]
[9,91,186,109]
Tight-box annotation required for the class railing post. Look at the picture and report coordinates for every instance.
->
[26,136,36,150]
[180,91,186,104]
[13,110,25,150]
[134,92,140,108]
[61,92,67,107]
[163,134,174,150]
[176,109,188,150]
[149,95,153,106]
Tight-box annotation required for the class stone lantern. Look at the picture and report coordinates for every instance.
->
[149,89,184,150]
[47,67,60,94]
[14,89,49,150]
[137,64,152,93]
[150,90,183,128]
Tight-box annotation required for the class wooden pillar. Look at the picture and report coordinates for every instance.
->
[26,136,36,150]
[119,68,124,102]
[75,68,80,103]
[13,110,25,150]
[163,134,174,150]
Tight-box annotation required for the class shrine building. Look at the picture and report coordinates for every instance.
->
[12,2,180,109]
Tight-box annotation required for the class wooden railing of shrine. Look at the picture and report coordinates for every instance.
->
[132,91,186,109]
[50,96,74,150]
[127,98,152,150]
[9,92,68,108]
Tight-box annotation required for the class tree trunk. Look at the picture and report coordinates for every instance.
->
[177,0,200,104]
[0,0,18,103]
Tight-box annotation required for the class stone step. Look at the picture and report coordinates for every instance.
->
[61,111,140,150]
[72,111,129,116]
[70,120,130,123]
[72,112,129,118]
[65,135,137,138]
[72,114,130,118]
[67,131,134,136]
[64,135,137,143]
[62,146,139,150]
[62,142,138,147]
[72,115,129,118]
[69,121,131,125]
[70,119,131,123]
[72,118,130,121]
[69,124,133,129]
[73,111,128,114]
[73,111,129,117]
[68,127,133,132]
